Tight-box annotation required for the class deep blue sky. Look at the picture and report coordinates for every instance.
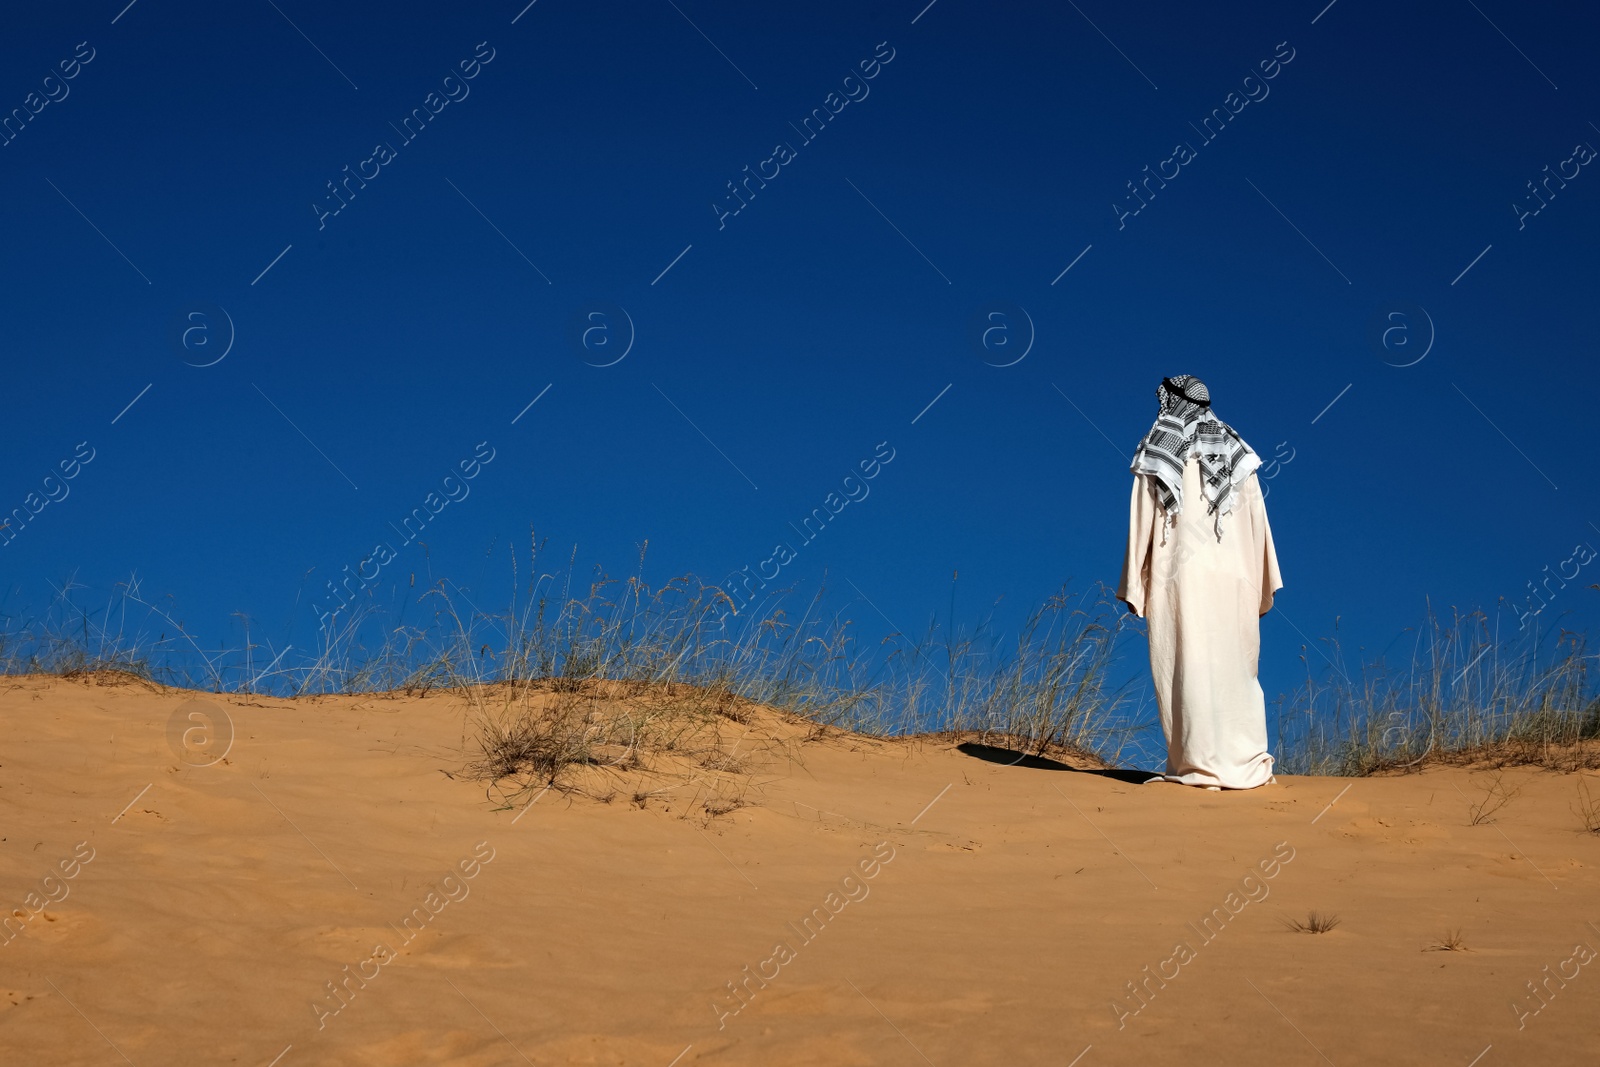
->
[3,0,1598,708]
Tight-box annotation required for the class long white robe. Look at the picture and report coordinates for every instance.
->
[1117,455,1283,789]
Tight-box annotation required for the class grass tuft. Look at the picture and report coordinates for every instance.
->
[1573,775,1600,834]
[1273,605,1600,776]
[5,539,1597,790]
[1282,911,1341,934]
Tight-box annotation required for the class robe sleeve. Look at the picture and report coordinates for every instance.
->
[1250,473,1284,616]
[1117,475,1156,618]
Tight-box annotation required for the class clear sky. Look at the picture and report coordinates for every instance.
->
[3,0,1597,716]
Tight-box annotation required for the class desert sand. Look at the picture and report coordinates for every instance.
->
[2,674,1597,1066]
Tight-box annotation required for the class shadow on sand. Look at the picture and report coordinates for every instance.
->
[956,742,1155,785]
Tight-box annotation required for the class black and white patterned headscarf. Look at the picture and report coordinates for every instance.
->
[1130,375,1260,537]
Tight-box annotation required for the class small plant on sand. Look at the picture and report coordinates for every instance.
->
[10,533,1599,786]
[631,786,672,809]
[1573,775,1600,834]
[700,749,746,773]
[702,794,745,817]
[1282,911,1341,934]
[1460,771,1521,826]
[473,692,607,783]
[1274,607,1600,776]
[1427,929,1468,951]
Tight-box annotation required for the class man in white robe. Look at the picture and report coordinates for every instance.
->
[1116,375,1283,790]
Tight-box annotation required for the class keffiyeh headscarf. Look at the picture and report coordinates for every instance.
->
[1130,375,1260,538]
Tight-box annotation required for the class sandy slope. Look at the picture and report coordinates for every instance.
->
[1,675,1597,1066]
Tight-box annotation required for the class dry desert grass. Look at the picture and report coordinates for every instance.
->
[2,673,1599,1065]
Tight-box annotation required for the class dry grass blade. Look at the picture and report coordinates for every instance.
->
[1282,911,1341,934]
[1573,775,1600,834]
[1427,929,1468,952]
[701,750,746,773]
[8,540,1599,789]
[1274,605,1600,777]
[702,794,745,817]
[1464,771,1521,826]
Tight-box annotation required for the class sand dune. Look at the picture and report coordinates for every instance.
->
[2,675,1597,1065]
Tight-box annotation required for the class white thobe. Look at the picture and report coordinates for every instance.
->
[1117,455,1283,789]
